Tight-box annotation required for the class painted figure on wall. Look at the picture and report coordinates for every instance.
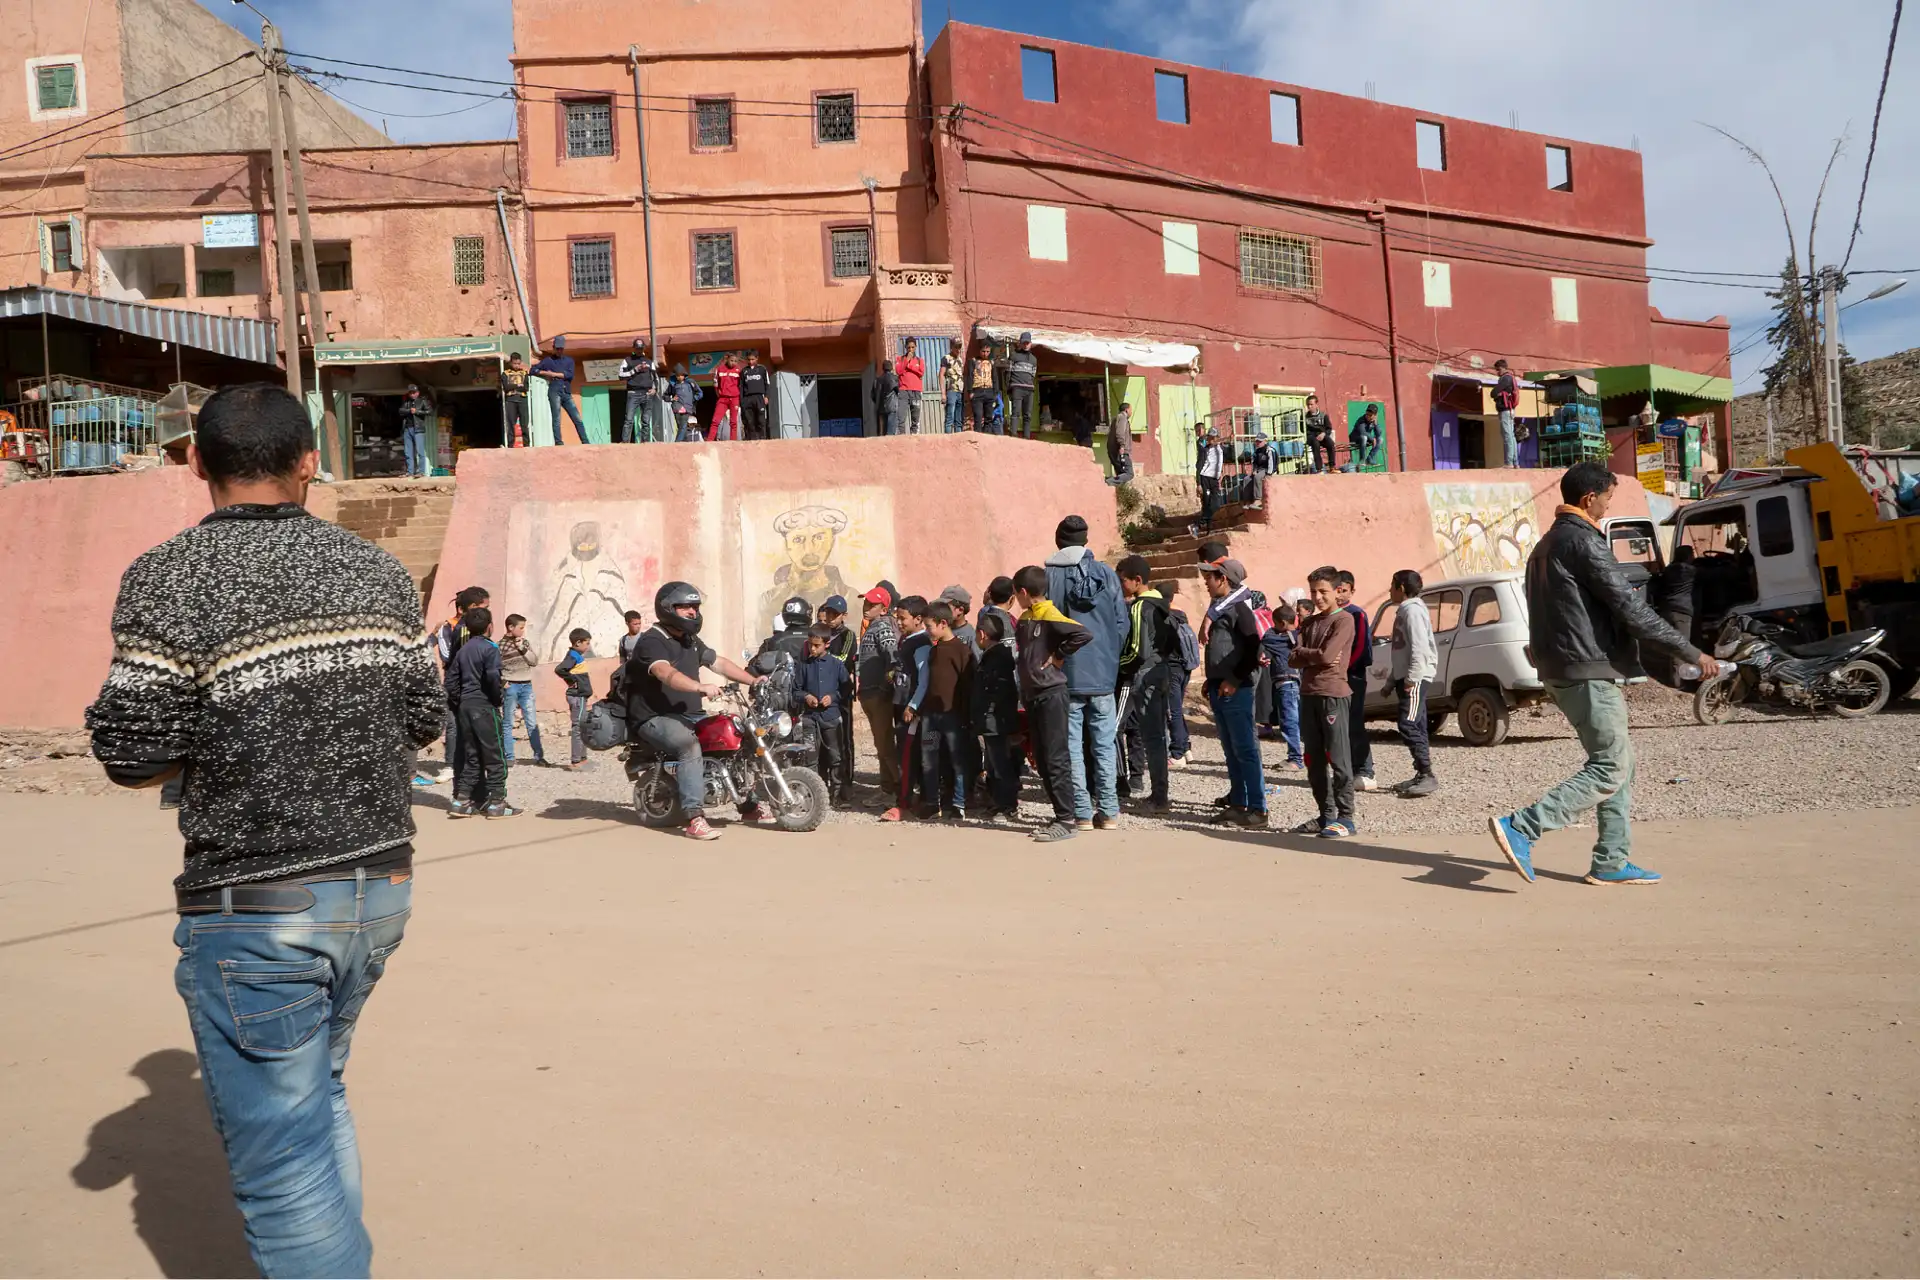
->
[504,500,665,661]
[739,489,896,651]
[1425,481,1541,578]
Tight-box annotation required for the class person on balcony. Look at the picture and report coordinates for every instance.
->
[896,339,926,435]
[532,337,589,445]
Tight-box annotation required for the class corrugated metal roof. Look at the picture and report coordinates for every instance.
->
[0,286,279,366]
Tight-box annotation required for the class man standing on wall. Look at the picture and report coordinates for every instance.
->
[968,338,1001,434]
[709,354,744,443]
[1303,393,1336,474]
[533,336,590,445]
[739,351,774,441]
[398,383,435,478]
[1490,463,1719,886]
[896,338,926,435]
[87,383,444,1278]
[1007,332,1039,439]
[501,354,530,449]
[942,338,965,433]
[1492,359,1521,468]
[1191,429,1225,536]
[619,341,661,444]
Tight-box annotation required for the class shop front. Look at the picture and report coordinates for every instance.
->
[1526,363,1735,496]
[315,335,532,478]
[1428,370,1547,470]
[974,323,1198,471]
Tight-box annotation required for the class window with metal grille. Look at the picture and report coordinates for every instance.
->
[570,238,613,296]
[693,232,736,290]
[564,99,614,158]
[829,226,871,279]
[452,236,485,286]
[36,64,78,112]
[814,93,856,144]
[47,222,74,272]
[694,98,733,149]
[198,269,236,297]
[1237,229,1319,292]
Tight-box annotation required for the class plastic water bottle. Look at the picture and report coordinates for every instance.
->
[1676,662,1703,682]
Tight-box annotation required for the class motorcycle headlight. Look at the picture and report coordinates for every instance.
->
[774,712,793,740]
[1714,637,1739,659]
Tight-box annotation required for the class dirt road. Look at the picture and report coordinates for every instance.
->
[1,792,1914,1277]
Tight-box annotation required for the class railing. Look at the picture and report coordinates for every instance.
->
[5,376,166,473]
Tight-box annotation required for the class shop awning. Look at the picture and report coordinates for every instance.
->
[976,324,1199,370]
[315,335,530,366]
[1529,363,1734,416]
[0,285,279,365]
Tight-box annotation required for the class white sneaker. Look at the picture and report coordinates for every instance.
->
[1355,776,1379,792]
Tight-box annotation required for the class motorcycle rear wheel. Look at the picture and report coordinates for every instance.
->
[763,766,829,832]
[633,773,683,828]
[1827,660,1892,718]
[1693,672,1740,725]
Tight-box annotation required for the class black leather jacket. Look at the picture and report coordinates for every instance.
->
[1526,510,1700,681]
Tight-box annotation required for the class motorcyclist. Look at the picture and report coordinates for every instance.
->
[757,597,813,665]
[625,581,764,841]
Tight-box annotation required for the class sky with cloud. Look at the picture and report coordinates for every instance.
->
[210,0,1915,389]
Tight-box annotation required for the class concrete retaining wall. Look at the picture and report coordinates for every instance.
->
[433,436,1126,685]
[0,467,212,729]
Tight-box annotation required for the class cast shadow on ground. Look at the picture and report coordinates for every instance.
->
[71,1049,255,1279]
[409,790,452,812]
[538,797,644,825]
[1176,821,1585,892]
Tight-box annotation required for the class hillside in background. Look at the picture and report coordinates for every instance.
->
[1731,346,1920,464]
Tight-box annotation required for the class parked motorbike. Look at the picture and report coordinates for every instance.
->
[1692,614,1894,725]
[624,656,829,832]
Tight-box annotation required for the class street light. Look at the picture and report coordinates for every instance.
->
[1864,278,1909,302]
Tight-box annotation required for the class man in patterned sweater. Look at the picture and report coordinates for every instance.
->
[87,382,443,1279]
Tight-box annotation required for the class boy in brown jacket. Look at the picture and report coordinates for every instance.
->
[1290,565,1358,837]
[918,601,975,819]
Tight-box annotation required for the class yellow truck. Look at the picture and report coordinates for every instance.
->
[1654,442,1920,698]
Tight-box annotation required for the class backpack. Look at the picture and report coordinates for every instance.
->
[579,698,627,752]
[1250,604,1274,639]
[1171,613,1202,673]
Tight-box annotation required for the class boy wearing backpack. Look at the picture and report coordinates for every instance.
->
[1164,589,1201,766]
[555,628,593,770]
[1115,555,1174,813]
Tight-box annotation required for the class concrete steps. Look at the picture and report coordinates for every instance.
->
[327,482,457,606]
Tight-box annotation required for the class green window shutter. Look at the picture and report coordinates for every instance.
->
[36,65,77,111]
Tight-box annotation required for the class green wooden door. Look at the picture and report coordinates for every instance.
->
[1158,384,1209,475]
[580,385,613,445]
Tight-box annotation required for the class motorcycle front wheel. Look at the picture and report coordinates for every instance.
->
[1693,671,1741,725]
[762,765,830,832]
[1827,660,1892,718]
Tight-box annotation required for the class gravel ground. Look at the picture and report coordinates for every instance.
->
[408,683,1920,838]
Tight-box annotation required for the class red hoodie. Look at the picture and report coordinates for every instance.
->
[896,354,925,393]
[713,365,742,402]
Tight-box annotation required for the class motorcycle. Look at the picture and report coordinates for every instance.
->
[1692,614,1895,725]
[624,654,829,832]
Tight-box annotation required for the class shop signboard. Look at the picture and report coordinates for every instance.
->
[687,349,757,379]
[201,214,258,249]
[583,359,625,384]
[1636,442,1666,495]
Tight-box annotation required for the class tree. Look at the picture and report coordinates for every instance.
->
[1758,257,1876,451]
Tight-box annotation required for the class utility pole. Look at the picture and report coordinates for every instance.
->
[1764,391,1776,462]
[1820,266,1844,447]
[275,57,335,464]
[260,24,301,400]
[1371,210,1408,471]
[627,47,657,362]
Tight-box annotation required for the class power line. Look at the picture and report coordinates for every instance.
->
[1841,0,1903,273]
[0,53,256,166]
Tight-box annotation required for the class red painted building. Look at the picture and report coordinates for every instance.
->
[925,23,1731,474]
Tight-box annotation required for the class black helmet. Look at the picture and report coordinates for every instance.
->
[654,581,703,637]
[780,596,812,630]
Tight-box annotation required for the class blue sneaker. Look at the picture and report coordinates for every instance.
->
[1489,815,1535,883]
[1585,862,1662,886]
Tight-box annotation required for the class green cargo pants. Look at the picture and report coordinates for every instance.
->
[1510,679,1635,874]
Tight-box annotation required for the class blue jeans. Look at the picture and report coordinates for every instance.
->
[503,681,545,764]
[548,380,587,444]
[173,871,411,1279]
[1209,681,1264,811]
[401,425,426,477]
[917,710,966,812]
[1499,409,1519,468]
[1276,678,1303,764]
[1064,691,1119,821]
[633,714,705,815]
[945,390,963,432]
[1511,679,1635,873]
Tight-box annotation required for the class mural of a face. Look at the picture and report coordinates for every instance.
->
[740,490,894,652]
[784,521,838,575]
[504,501,664,662]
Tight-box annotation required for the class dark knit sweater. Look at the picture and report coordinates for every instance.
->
[87,503,444,892]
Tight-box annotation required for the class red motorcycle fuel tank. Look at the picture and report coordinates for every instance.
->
[695,712,744,753]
